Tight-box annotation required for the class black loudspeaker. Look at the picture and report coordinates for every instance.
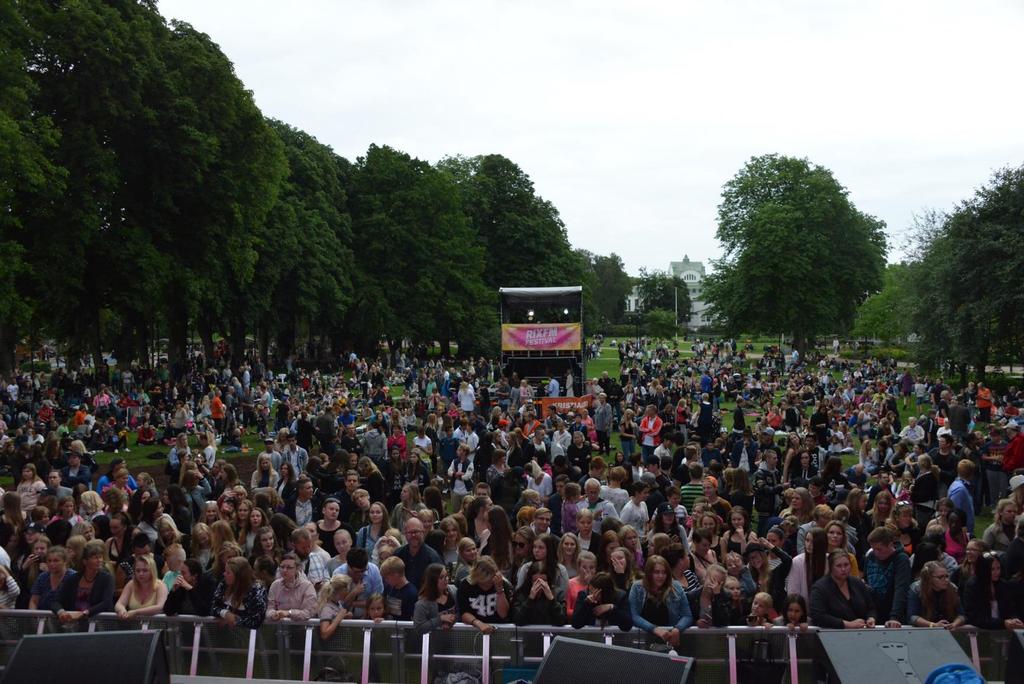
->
[533,636,694,684]
[817,628,974,684]
[1007,630,1024,684]
[1,630,169,684]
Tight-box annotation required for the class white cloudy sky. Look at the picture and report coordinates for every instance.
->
[158,0,1024,274]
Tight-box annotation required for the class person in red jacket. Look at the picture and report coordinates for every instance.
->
[639,404,663,463]
[1003,422,1024,474]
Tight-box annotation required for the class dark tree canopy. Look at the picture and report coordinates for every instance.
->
[704,154,887,352]
[636,268,691,323]
[908,166,1024,380]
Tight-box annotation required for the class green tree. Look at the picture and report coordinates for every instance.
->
[909,167,1024,380]
[852,262,915,342]
[438,154,578,289]
[587,253,632,325]
[0,1,63,372]
[636,268,691,323]
[644,309,680,340]
[346,145,491,355]
[153,22,287,365]
[14,0,170,371]
[259,119,355,360]
[704,154,887,353]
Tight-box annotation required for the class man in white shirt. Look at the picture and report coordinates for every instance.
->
[453,420,479,454]
[618,482,650,534]
[576,478,618,522]
[898,417,925,445]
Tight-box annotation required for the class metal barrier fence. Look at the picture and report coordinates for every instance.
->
[0,610,1014,684]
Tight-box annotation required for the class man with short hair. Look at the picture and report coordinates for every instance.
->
[274,433,309,474]
[753,449,785,536]
[43,470,73,500]
[947,459,976,533]
[332,547,383,617]
[394,517,441,589]
[284,477,320,527]
[619,482,650,534]
[679,462,705,514]
[60,451,91,489]
[576,478,618,522]
[863,526,910,627]
[291,527,330,589]
[530,508,554,537]
[593,394,613,455]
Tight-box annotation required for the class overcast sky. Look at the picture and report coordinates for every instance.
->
[159,0,1024,275]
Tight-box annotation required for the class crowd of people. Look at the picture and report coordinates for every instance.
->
[0,341,1022,661]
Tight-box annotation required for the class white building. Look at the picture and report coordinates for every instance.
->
[625,255,711,330]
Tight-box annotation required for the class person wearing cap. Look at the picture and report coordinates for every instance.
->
[1003,422,1024,475]
[1010,473,1024,513]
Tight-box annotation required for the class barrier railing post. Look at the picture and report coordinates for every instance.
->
[277,624,291,680]
[190,623,202,676]
[420,632,430,684]
[969,631,981,673]
[604,632,613,646]
[481,633,491,684]
[35,618,45,635]
[542,632,551,654]
[391,625,405,681]
[788,632,799,684]
[511,630,524,667]
[245,628,257,679]
[87,621,96,633]
[361,628,372,684]
[302,625,313,682]
[727,632,737,684]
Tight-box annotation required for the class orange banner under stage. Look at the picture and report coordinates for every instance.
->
[501,323,582,351]
[535,395,593,414]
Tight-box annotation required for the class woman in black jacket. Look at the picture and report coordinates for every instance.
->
[54,540,114,627]
[809,550,877,629]
[512,561,565,626]
[571,571,632,631]
[962,552,1023,630]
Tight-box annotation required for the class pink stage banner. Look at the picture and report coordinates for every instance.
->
[501,323,582,351]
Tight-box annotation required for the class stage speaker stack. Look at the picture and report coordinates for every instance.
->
[1,630,169,684]
[532,636,694,684]
[816,628,975,684]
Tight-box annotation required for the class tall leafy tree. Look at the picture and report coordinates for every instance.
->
[259,119,355,360]
[704,154,887,352]
[16,0,170,370]
[636,268,691,322]
[580,252,632,326]
[439,154,579,288]
[151,21,287,366]
[346,145,491,355]
[910,166,1024,380]
[852,262,916,343]
[0,2,63,373]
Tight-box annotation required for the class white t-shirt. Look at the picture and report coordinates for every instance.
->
[527,473,553,499]
[618,499,649,534]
